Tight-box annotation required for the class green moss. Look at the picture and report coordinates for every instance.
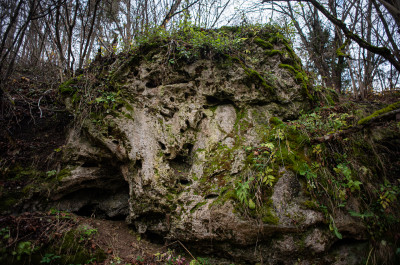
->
[336,39,350,57]
[243,66,275,94]
[122,100,134,111]
[57,167,72,181]
[283,42,301,63]
[124,113,134,120]
[218,188,236,204]
[202,144,235,182]
[279,63,298,74]
[190,201,207,213]
[246,198,279,224]
[216,54,239,69]
[219,25,241,34]
[21,184,34,194]
[265,49,284,57]
[209,105,218,113]
[268,32,287,45]
[302,200,319,210]
[71,91,80,104]
[279,64,314,101]
[59,78,79,95]
[254,37,274,49]
[269,117,283,126]
[358,101,400,125]
[234,108,252,135]
[261,209,279,224]
[6,166,43,180]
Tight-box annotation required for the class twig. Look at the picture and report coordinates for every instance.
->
[37,89,52,118]
[365,246,374,265]
[163,240,198,263]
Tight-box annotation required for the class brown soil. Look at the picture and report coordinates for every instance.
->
[77,216,164,264]
[0,211,194,265]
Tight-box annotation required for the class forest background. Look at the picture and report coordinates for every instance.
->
[1,0,400,105]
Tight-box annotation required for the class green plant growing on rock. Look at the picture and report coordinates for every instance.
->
[49,208,72,220]
[78,225,97,243]
[46,170,57,177]
[260,167,275,187]
[110,256,123,265]
[299,163,317,189]
[379,181,400,209]
[0,227,10,240]
[40,253,61,263]
[235,177,254,209]
[334,163,362,193]
[189,257,211,265]
[94,91,120,112]
[329,215,343,239]
[12,241,36,261]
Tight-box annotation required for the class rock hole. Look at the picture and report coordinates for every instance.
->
[72,185,129,219]
[145,231,165,245]
[112,140,119,144]
[76,200,128,221]
[329,237,363,250]
[170,97,175,102]
[170,152,191,174]
[185,120,190,129]
[184,93,189,99]
[171,154,187,165]
[205,193,219,199]
[135,213,167,244]
[76,203,102,217]
[206,95,220,105]
[178,178,191,185]
[205,95,235,106]
[158,141,166,150]
[180,128,185,133]
[183,143,194,157]
[146,79,158,88]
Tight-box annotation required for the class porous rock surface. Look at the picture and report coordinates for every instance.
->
[54,37,367,264]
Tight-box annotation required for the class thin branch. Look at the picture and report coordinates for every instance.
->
[261,0,400,72]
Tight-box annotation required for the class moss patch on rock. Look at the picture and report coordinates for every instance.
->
[358,101,400,125]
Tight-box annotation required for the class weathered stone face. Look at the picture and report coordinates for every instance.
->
[54,35,368,264]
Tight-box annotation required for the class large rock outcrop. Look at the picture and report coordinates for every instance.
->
[53,27,371,264]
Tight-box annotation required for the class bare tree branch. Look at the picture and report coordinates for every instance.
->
[261,0,400,72]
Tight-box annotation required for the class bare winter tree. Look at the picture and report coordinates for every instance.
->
[0,0,248,105]
[0,0,60,97]
[260,0,400,97]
